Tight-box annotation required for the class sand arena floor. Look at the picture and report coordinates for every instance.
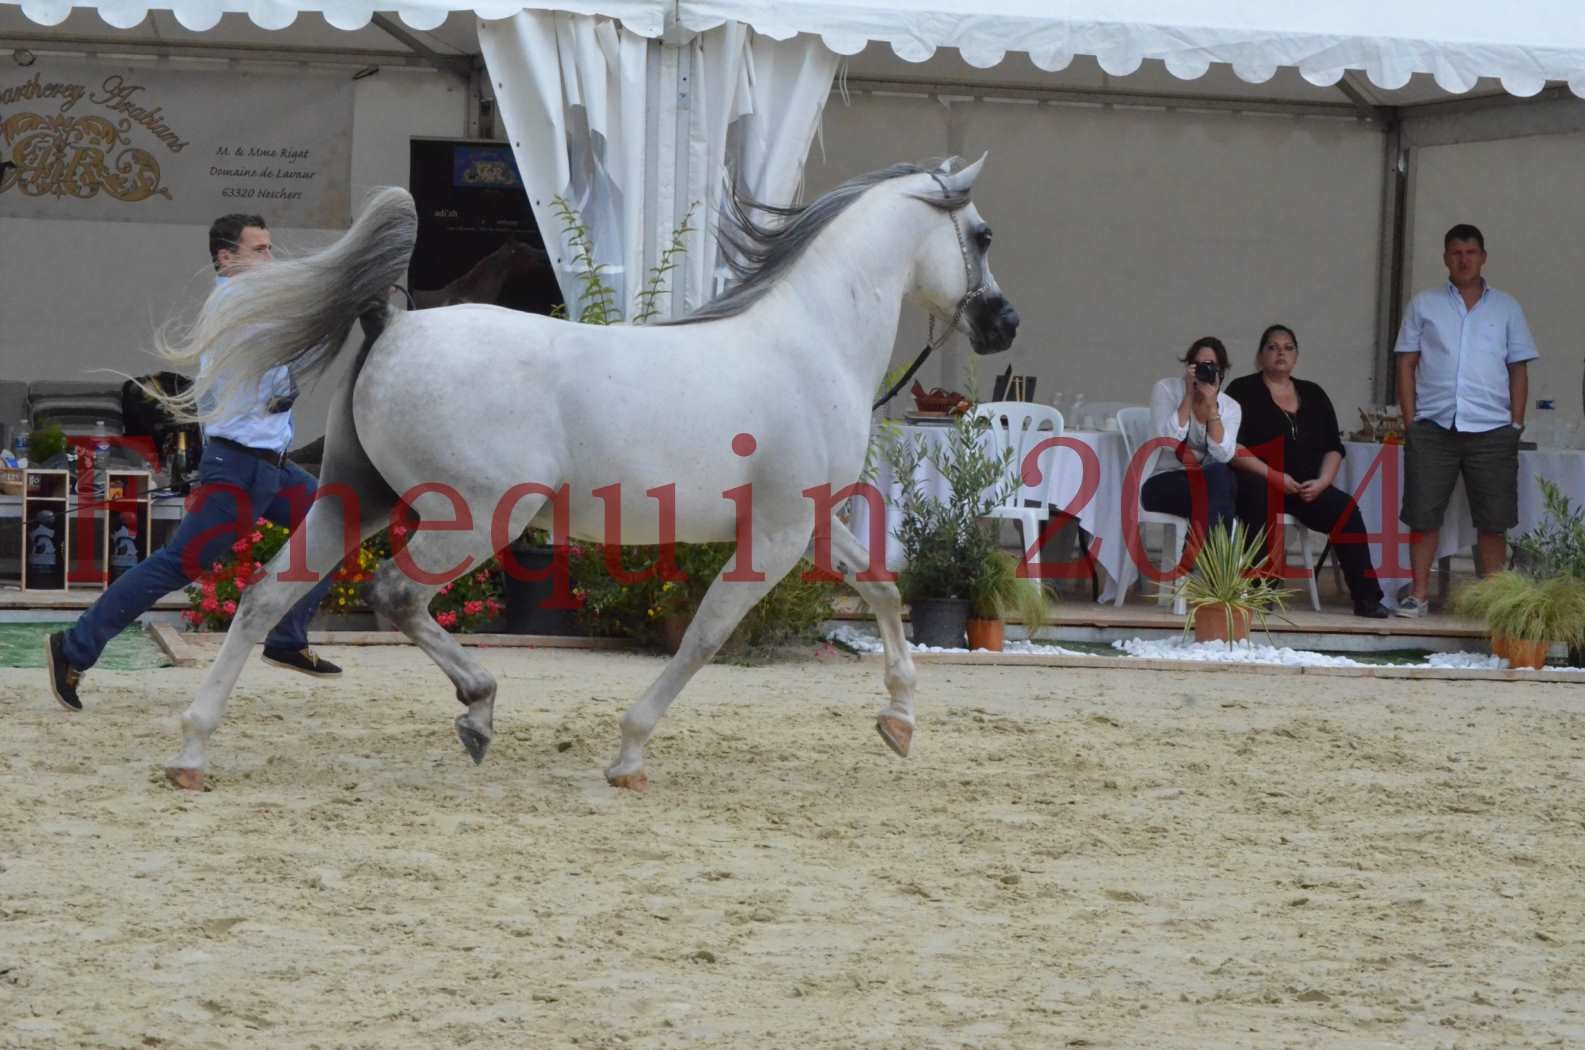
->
[3,644,1584,1049]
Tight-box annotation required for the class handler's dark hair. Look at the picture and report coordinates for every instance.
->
[209,213,268,270]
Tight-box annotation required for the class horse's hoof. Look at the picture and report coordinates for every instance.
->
[875,713,913,758]
[165,766,206,792]
[455,720,492,766]
[607,770,649,793]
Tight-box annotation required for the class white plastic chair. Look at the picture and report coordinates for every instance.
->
[1273,514,1323,612]
[1115,406,1188,613]
[972,401,1066,580]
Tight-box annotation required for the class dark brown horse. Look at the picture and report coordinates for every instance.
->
[412,238,553,309]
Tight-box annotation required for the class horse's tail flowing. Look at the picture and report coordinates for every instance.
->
[152,187,417,423]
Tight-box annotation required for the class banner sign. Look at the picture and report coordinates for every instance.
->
[0,59,353,228]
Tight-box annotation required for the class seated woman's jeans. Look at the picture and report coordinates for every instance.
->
[1141,461,1238,535]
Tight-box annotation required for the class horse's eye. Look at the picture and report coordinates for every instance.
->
[976,227,993,249]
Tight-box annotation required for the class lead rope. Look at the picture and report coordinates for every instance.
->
[872,205,985,412]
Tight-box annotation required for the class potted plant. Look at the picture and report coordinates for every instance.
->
[883,411,1018,648]
[966,547,1050,651]
[1451,571,1585,669]
[1175,521,1290,645]
[501,527,583,635]
[1508,477,1585,668]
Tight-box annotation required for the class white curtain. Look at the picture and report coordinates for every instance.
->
[478,11,838,322]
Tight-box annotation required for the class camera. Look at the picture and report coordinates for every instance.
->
[1193,361,1220,385]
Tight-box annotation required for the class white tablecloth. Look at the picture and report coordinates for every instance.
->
[850,425,1132,600]
[1337,441,1585,602]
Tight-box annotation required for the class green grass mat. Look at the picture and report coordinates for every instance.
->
[0,623,171,671]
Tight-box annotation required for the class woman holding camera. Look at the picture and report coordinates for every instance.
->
[1226,324,1388,618]
[1142,336,1242,533]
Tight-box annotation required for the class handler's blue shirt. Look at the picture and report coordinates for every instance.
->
[1394,280,1538,433]
[198,275,295,453]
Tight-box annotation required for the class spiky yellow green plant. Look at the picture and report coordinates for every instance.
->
[1451,571,1585,645]
[1175,520,1291,641]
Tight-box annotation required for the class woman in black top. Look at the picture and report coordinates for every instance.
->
[1226,324,1388,618]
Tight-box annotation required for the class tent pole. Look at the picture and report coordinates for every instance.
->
[1373,118,1409,407]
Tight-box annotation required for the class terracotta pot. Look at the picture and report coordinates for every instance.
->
[965,618,1004,652]
[1192,604,1251,644]
[1494,632,1548,669]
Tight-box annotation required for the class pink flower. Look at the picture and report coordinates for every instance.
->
[255,517,270,527]
[183,610,202,625]
[463,600,483,616]
[474,571,489,585]
[201,578,217,595]
[201,597,218,612]
[222,600,237,615]
[211,561,224,574]
[439,583,452,595]
[250,531,263,544]
[486,599,503,614]
[234,576,248,592]
[436,611,458,629]
[232,538,251,554]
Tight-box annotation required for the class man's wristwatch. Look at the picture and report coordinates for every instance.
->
[1509,420,1525,431]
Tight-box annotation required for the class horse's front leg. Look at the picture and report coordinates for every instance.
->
[823,519,917,756]
[167,497,353,790]
[605,526,810,791]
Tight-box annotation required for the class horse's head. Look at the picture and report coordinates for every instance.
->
[906,154,1020,355]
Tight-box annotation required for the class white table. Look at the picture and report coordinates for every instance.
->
[1336,441,1585,605]
[851,424,1134,600]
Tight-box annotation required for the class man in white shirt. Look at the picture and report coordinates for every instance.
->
[1393,223,1538,618]
[48,214,342,711]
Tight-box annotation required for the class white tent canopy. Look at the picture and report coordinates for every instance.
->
[8,0,1585,98]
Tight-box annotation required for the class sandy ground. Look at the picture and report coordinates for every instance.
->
[2,643,1584,1050]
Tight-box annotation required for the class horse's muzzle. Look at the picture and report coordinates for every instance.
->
[969,297,1020,355]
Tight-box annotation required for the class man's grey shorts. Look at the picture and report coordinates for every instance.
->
[1400,418,1521,533]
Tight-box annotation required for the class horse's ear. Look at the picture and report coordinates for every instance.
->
[937,152,988,195]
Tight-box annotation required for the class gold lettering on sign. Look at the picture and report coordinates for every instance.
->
[0,112,171,202]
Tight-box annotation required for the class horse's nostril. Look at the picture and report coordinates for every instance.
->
[1001,305,1021,331]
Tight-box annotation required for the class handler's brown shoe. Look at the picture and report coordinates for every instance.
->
[261,646,342,678]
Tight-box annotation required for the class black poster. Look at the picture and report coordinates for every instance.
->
[408,139,562,316]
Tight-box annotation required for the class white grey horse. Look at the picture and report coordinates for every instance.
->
[155,155,1019,791]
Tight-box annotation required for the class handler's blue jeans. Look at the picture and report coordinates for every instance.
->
[62,443,338,670]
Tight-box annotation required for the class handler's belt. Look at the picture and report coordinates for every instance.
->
[210,436,288,470]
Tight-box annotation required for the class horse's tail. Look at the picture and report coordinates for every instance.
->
[152,187,417,424]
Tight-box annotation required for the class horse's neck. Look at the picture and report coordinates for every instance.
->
[753,195,923,390]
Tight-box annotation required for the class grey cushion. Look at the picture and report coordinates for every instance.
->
[27,381,124,433]
[27,380,124,399]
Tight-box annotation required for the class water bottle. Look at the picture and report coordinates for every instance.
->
[93,419,111,498]
[1533,399,1556,448]
[12,420,28,468]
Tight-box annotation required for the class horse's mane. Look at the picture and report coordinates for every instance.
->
[659,160,972,328]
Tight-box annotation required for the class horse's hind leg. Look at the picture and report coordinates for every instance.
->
[605,523,811,791]
[362,525,502,764]
[824,519,917,757]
